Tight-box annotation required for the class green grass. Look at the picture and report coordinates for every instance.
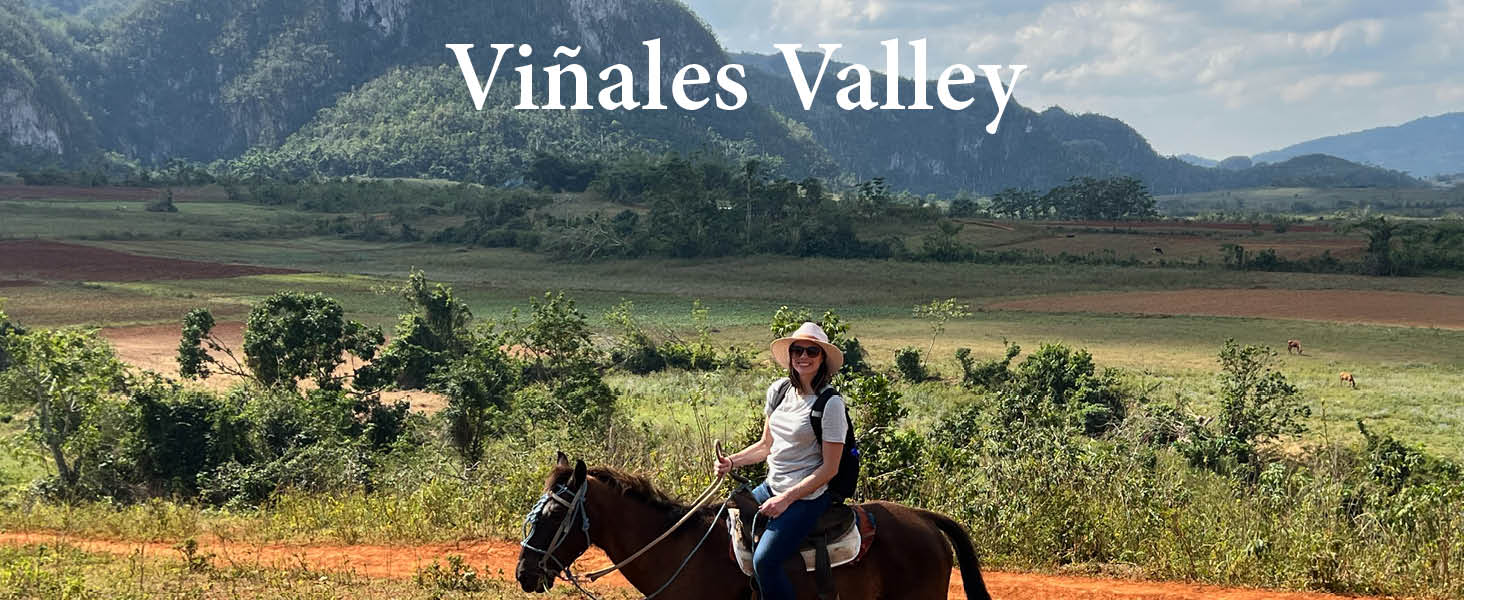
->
[0,199,316,240]
[0,238,1463,458]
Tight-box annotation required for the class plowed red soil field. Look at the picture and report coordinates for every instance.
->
[0,532,1381,600]
[0,240,301,282]
[989,289,1461,330]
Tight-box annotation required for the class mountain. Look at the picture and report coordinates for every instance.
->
[1,0,1427,195]
[1173,153,1218,168]
[1252,113,1462,177]
[732,51,1420,194]
[0,0,98,165]
[3,0,834,181]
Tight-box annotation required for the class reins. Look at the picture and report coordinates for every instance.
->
[581,471,728,581]
[528,441,741,600]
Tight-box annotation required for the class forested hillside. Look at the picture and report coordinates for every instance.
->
[2,0,1429,195]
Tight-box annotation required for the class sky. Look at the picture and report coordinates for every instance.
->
[681,0,1463,160]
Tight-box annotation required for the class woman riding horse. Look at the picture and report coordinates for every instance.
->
[716,321,849,599]
[515,324,991,599]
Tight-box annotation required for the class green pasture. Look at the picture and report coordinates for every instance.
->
[0,234,1463,458]
[0,198,313,240]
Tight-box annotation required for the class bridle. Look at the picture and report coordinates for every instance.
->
[521,479,591,585]
[519,470,733,600]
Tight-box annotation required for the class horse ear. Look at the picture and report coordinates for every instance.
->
[556,451,569,468]
[569,459,587,487]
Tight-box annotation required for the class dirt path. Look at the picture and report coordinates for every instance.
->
[989,288,1461,330]
[0,532,1379,600]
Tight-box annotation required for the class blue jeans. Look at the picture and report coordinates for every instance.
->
[750,481,832,600]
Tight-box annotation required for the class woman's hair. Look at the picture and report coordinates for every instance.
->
[788,361,831,394]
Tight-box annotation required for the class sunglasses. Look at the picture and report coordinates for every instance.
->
[788,344,823,358]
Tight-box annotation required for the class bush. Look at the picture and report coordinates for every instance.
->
[434,339,521,468]
[358,270,474,390]
[893,346,928,382]
[236,292,383,389]
[1013,343,1126,436]
[413,555,484,592]
[1175,339,1309,478]
[839,372,921,501]
[955,344,1020,392]
[129,374,250,498]
[145,189,178,212]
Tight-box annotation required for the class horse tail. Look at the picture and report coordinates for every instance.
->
[919,509,991,600]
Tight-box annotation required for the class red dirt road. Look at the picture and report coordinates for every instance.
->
[0,240,301,282]
[0,532,1379,600]
[989,289,1461,330]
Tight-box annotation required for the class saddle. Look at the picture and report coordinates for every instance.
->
[726,487,876,600]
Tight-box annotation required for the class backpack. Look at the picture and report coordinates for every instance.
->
[774,379,861,502]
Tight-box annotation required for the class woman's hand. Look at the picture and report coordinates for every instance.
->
[714,455,734,476]
[759,493,794,519]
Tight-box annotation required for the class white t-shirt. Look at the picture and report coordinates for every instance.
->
[763,377,848,499]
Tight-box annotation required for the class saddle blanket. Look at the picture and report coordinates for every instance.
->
[725,505,875,577]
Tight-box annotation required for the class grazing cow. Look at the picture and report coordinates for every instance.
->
[1153,247,1164,255]
[1287,339,1302,354]
[1339,372,1356,389]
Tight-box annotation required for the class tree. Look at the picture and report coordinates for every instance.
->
[947,191,980,218]
[194,292,384,390]
[177,308,252,381]
[435,337,521,468]
[1352,216,1398,276]
[0,327,125,494]
[912,298,972,362]
[359,270,474,390]
[1177,339,1309,476]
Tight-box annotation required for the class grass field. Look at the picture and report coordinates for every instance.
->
[0,240,1463,459]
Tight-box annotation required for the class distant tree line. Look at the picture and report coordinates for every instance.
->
[985,176,1160,221]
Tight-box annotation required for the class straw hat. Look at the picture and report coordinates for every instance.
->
[770,322,844,373]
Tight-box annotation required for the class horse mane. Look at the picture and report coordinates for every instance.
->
[547,464,722,527]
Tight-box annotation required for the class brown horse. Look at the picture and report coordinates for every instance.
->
[1287,339,1302,355]
[516,453,991,599]
[1340,372,1356,389]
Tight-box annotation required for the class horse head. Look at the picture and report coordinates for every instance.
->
[516,451,594,593]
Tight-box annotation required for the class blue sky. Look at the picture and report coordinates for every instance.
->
[681,0,1463,159]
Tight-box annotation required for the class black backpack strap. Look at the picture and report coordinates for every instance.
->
[768,378,793,413]
[809,387,839,445]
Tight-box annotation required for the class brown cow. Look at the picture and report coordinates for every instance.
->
[1339,372,1356,389]
[1287,339,1302,354]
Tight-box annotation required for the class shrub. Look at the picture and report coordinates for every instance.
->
[955,343,1020,392]
[892,346,928,382]
[242,292,384,389]
[413,555,484,592]
[839,372,921,501]
[434,339,521,468]
[1175,339,1309,478]
[1013,343,1126,436]
[145,189,177,212]
[358,270,474,390]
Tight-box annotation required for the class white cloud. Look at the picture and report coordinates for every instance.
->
[683,0,1462,157]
